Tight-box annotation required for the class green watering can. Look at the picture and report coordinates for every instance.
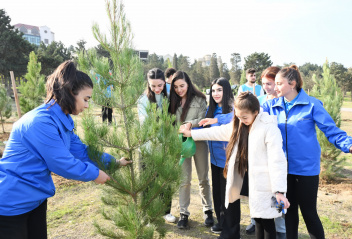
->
[179,134,196,165]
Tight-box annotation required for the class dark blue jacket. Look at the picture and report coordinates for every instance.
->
[262,89,352,176]
[0,101,112,216]
[207,105,234,168]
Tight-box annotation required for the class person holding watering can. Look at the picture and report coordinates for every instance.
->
[169,71,214,229]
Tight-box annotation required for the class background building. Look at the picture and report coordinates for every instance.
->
[14,23,55,46]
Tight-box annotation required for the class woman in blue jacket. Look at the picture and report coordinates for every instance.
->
[197,77,234,235]
[262,65,352,239]
[0,61,130,239]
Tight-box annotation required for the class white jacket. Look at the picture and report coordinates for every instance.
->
[192,110,287,218]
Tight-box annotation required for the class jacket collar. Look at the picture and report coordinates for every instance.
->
[47,100,74,131]
[272,89,310,109]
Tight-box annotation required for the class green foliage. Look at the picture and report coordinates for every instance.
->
[244,52,273,85]
[0,9,34,78]
[35,41,72,76]
[172,53,178,69]
[330,62,349,95]
[240,69,247,86]
[311,60,345,181]
[18,51,46,114]
[209,53,220,84]
[0,85,12,133]
[77,1,182,238]
[229,53,241,84]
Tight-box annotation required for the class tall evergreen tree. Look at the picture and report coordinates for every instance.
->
[36,41,72,76]
[229,53,242,84]
[77,1,181,238]
[0,85,12,133]
[311,60,345,181]
[0,9,34,84]
[172,53,178,70]
[240,68,247,86]
[18,51,46,114]
[244,52,272,85]
[209,53,220,84]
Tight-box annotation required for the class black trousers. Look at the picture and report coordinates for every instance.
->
[0,200,47,239]
[254,218,276,239]
[286,174,325,239]
[220,199,241,239]
[211,164,226,227]
[102,104,112,123]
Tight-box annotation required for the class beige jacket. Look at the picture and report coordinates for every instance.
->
[191,110,287,219]
[176,96,207,127]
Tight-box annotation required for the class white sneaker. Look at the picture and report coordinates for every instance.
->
[163,213,176,223]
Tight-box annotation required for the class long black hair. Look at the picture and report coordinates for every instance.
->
[146,68,167,103]
[168,71,206,122]
[205,77,234,118]
[45,61,93,114]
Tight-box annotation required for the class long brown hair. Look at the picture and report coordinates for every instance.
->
[168,71,205,122]
[223,92,260,178]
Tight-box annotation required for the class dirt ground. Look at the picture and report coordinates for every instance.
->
[1,110,352,238]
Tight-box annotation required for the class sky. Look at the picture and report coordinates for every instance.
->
[3,0,352,68]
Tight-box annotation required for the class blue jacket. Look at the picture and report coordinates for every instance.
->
[207,105,234,168]
[262,89,352,176]
[0,101,111,216]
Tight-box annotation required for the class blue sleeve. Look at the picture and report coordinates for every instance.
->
[70,133,114,168]
[22,121,99,182]
[216,111,234,125]
[262,100,271,113]
[313,100,352,153]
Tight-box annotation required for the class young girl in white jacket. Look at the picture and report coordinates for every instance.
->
[181,92,290,239]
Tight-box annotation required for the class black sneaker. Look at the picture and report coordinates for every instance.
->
[245,222,255,235]
[204,210,214,227]
[177,213,189,229]
[211,223,222,234]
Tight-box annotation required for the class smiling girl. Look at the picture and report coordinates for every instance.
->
[0,61,130,238]
[196,77,234,234]
[168,71,214,229]
[263,65,352,239]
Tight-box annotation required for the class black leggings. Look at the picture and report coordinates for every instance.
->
[211,164,226,227]
[254,218,276,239]
[286,174,325,239]
[0,200,47,239]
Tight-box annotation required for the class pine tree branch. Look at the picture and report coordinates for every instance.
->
[141,181,168,211]
[134,172,158,194]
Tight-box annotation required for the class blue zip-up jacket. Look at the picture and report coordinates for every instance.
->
[0,101,112,216]
[207,105,234,168]
[262,89,352,176]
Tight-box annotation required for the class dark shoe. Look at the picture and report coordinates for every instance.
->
[276,232,286,239]
[177,214,189,229]
[204,210,214,227]
[245,222,255,235]
[211,223,222,234]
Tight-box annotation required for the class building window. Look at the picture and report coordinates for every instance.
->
[44,39,49,44]
[44,30,47,33]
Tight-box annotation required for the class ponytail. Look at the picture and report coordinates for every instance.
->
[277,64,303,92]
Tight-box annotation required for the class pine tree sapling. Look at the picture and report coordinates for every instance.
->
[0,85,12,133]
[77,1,182,238]
[311,60,345,181]
[18,51,46,114]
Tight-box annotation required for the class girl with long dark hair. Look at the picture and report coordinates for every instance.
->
[196,77,234,234]
[181,92,290,239]
[168,71,214,229]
